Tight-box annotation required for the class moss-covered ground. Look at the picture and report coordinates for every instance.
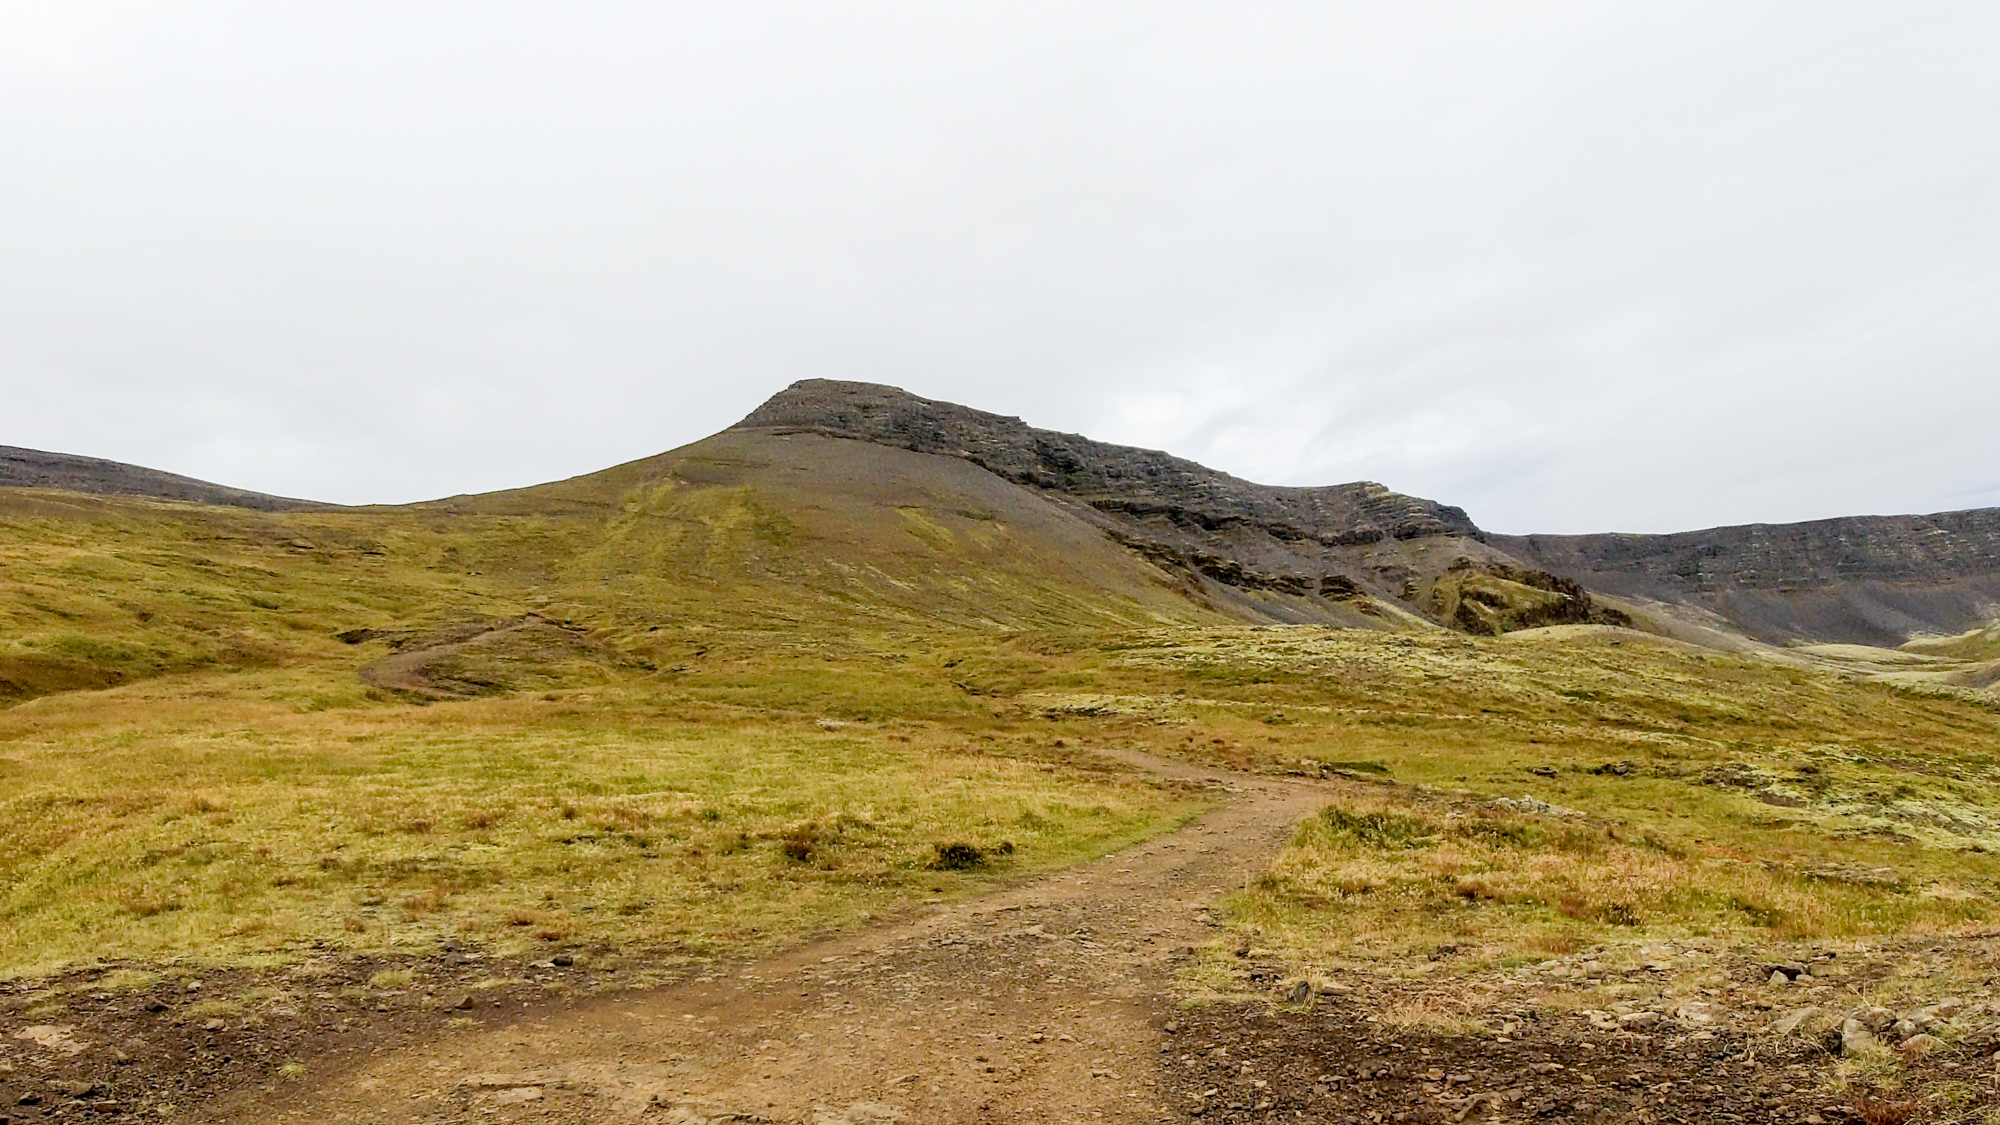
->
[4,484,1999,987]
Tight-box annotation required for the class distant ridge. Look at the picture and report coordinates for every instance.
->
[0,445,324,512]
[1496,510,2000,593]
[1496,511,2000,646]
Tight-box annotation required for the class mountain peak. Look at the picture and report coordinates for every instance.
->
[736,379,1484,543]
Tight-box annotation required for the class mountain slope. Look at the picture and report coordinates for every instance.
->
[0,445,324,511]
[429,425,1264,633]
[734,380,1623,632]
[7,381,1999,655]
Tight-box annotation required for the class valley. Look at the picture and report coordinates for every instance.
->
[3,381,1999,1123]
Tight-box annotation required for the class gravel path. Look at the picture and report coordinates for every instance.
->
[205,751,1327,1125]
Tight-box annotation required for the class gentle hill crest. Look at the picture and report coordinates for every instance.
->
[0,444,325,511]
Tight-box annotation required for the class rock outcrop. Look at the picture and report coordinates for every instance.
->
[737,379,1479,544]
[736,380,1623,631]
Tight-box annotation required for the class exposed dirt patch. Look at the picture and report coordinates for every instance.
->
[0,947,641,1121]
[354,614,624,700]
[1157,995,1996,1124]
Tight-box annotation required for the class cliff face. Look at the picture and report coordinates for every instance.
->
[736,380,1623,630]
[737,379,1480,544]
[1495,512,2000,645]
[0,446,323,512]
[1494,511,2000,593]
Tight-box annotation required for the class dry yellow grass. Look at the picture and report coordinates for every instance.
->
[6,481,2000,990]
[1231,789,1993,972]
[0,673,1199,977]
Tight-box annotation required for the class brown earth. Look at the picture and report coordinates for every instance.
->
[5,750,1990,1124]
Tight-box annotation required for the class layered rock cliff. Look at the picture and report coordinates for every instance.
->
[737,380,1480,544]
[1495,512,2000,645]
[736,380,1622,630]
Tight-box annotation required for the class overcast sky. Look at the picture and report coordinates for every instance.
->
[4,3,1997,533]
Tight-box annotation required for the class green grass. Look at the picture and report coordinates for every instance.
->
[1231,791,1988,972]
[4,476,2000,984]
[0,675,1198,976]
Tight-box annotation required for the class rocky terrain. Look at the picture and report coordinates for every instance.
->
[735,381,1624,633]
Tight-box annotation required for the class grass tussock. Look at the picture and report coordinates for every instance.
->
[1234,794,1993,966]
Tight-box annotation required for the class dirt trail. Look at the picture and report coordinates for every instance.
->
[205,752,1327,1125]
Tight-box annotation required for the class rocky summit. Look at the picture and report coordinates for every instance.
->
[736,379,1618,632]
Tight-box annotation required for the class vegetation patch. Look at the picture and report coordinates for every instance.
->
[1228,792,1993,969]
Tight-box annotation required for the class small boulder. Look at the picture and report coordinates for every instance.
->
[1840,1019,1880,1056]
[1617,1011,1663,1031]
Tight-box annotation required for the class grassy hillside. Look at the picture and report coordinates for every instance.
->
[3,434,2000,987]
[0,432,1236,977]
[0,430,1233,705]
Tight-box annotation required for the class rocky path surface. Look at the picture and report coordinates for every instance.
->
[203,751,1327,1125]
